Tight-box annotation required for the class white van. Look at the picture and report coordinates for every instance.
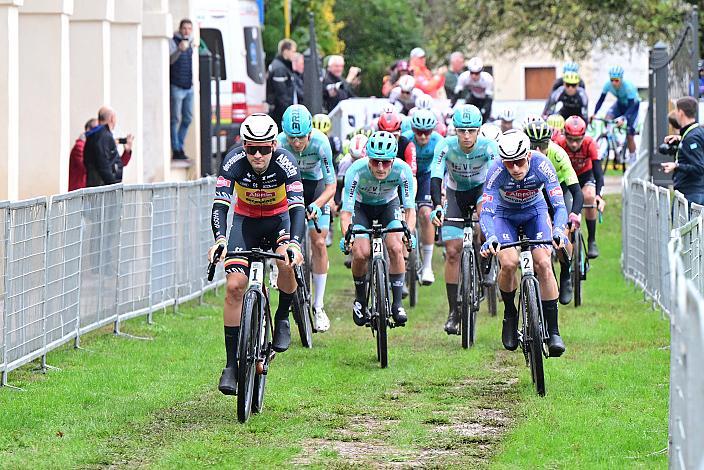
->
[195,0,267,149]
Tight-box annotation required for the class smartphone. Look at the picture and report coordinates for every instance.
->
[117,137,128,144]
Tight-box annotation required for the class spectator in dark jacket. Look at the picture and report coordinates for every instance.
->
[68,118,98,191]
[84,106,133,187]
[169,18,195,160]
[444,51,466,103]
[266,39,297,127]
[322,55,360,112]
[661,96,704,205]
[292,52,305,104]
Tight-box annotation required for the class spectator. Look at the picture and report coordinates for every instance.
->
[266,39,298,127]
[322,55,360,112]
[444,51,466,103]
[382,60,410,97]
[661,97,704,205]
[408,47,445,98]
[292,52,305,104]
[169,18,195,160]
[68,118,98,191]
[84,106,133,187]
[699,59,704,95]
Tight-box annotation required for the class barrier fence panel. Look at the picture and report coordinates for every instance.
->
[199,177,223,288]
[658,187,673,313]
[176,181,201,302]
[673,191,690,230]
[150,184,178,310]
[0,202,9,377]
[624,180,648,287]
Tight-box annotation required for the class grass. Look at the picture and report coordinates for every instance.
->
[0,195,669,469]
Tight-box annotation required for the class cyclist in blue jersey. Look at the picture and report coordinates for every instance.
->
[340,131,417,326]
[430,104,498,334]
[591,65,640,163]
[479,130,568,357]
[403,109,444,284]
[278,104,336,332]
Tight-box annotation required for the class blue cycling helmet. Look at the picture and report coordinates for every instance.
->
[366,131,398,160]
[282,104,313,137]
[452,104,482,129]
[411,109,438,131]
[563,62,579,73]
[608,65,624,79]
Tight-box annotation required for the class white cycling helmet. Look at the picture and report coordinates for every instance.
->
[468,57,483,73]
[479,123,502,142]
[381,102,396,114]
[398,75,416,92]
[349,134,368,159]
[498,129,531,161]
[241,113,278,143]
[415,93,433,110]
[520,114,544,130]
[499,108,515,122]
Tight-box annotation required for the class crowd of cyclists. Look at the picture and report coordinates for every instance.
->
[207,59,635,397]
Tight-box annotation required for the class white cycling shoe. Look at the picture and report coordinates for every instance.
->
[420,267,435,286]
[313,307,330,332]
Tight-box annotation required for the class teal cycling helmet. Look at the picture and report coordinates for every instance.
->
[608,65,624,79]
[452,104,482,129]
[282,104,313,137]
[411,109,438,131]
[366,131,398,160]
[563,62,579,73]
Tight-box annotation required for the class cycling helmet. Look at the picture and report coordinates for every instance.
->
[349,134,368,159]
[546,114,565,131]
[479,123,502,142]
[698,59,703,71]
[524,120,552,143]
[398,75,416,92]
[608,65,624,79]
[468,57,483,73]
[452,104,482,128]
[564,115,587,137]
[499,108,515,122]
[563,72,580,85]
[563,62,579,73]
[520,114,544,130]
[241,113,278,142]
[415,94,433,110]
[366,131,398,160]
[411,109,438,131]
[282,104,313,137]
[312,113,332,135]
[497,129,531,161]
[377,111,402,132]
[381,102,396,114]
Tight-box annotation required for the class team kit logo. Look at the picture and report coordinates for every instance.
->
[501,188,539,204]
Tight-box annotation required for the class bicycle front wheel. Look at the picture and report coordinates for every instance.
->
[485,256,498,316]
[524,280,545,397]
[407,246,418,307]
[292,267,313,348]
[596,135,610,173]
[459,249,472,349]
[237,290,261,422]
[572,229,583,308]
[373,258,389,368]
[252,307,270,414]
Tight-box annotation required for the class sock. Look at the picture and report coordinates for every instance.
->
[224,326,239,368]
[275,291,294,321]
[586,218,597,243]
[542,299,559,335]
[628,151,637,160]
[501,289,518,317]
[422,244,434,270]
[353,275,367,303]
[390,273,405,311]
[446,283,458,314]
[312,273,327,310]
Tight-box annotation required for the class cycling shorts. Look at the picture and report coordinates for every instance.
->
[303,179,331,231]
[494,204,552,248]
[578,170,596,188]
[416,171,433,209]
[351,198,403,238]
[224,213,290,275]
[442,186,483,241]
[607,102,638,135]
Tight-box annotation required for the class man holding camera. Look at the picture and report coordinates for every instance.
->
[169,18,195,161]
[322,55,360,113]
[661,96,704,205]
[84,106,134,187]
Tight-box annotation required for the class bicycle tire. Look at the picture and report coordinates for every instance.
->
[572,229,582,308]
[292,266,313,348]
[459,249,471,349]
[237,290,261,422]
[468,249,479,347]
[407,247,418,307]
[373,258,389,368]
[523,280,545,397]
[252,305,270,414]
[617,139,628,173]
[596,135,610,174]
[485,257,498,316]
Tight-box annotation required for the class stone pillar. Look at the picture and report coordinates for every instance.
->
[0,0,22,200]
[112,0,143,183]
[18,0,73,198]
[142,0,171,182]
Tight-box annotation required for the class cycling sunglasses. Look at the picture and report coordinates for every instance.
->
[413,129,433,136]
[565,136,584,143]
[610,79,621,84]
[565,83,577,88]
[286,135,309,144]
[244,144,274,155]
[455,127,478,135]
[370,158,393,168]
[503,158,528,169]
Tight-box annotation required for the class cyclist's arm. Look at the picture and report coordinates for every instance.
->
[315,139,337,208]
[429,141,448,208]
[404,140,417,176]
[579,88,589,121]
[454,71,469,95]
[479,164,504,239]
[340,166,360,235]
[588,139,604,196]
[483,73,494,97]
[282,159,306,248]
[538,160,568,228]
[567,183,584,214]
[542,90,558,117]
[211,159,236,242]
[593,91,607,115]
[399,162,416,210]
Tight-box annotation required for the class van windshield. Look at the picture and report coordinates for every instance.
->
[244,26,265,85]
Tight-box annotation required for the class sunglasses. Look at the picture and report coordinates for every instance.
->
[455,127,478,135]
[503,158,528,169]
[370,159,393,168]
[286,135,309,144]
[413,129,432,136]
[244,144,273,155]
[610,79,621,84]
[565,83,577,88]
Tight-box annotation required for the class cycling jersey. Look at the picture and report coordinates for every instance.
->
[276,128,335,184]
[397,135,417,175]
[544,141,579,186]
[400,116,412,135]
[543,86,589,122]
[599,79,639,106]
[553,134,599,177]
[454,71,494,99]
[402,130,443,174]
[388,87,425,115]
[341,158,415,211]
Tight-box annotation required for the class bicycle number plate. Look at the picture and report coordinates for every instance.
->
[520,251,534,276]
[463,226,473,246]
[250,261,264,286]
[372,237,383,258]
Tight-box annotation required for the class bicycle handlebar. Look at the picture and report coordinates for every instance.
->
[226,249,288,262]
[307,207,322,234]
[344,221,412,254]
[207,244,225,281]
[489,236,571,264]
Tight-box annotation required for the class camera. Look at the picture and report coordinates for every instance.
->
[117,137,128,144]
[326,82,343,92]
[658,142,678,156]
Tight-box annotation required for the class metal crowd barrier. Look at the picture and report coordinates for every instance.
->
[0,178,224,386]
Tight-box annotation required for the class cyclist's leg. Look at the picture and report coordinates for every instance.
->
[416,172,435,281]
[441,188,468,325]
[350,202,373,324]
[264,213,295,352]
[494,212,520,350]
[380,200,408,322]
[579,171,599,258]
[303,180,330,312]
[625,105,638,156]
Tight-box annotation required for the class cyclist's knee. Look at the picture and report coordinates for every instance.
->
[583,187,595,201]
[351,241,370,261]
[226,275,247,302]
[445,242,462,263]
[310,233,326,252]
[533,252,552,276]
[499,255,518,273]
[386,238,404,260]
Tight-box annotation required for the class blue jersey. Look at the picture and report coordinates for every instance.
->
[430,136,498,191]
[342,158,416,211]
[479,152,567,239]
[276,128,335,184]
[602,79,639,105]
[403,130,443,174]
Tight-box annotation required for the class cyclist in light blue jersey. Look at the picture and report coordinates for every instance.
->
[278,104,336,332]
[403,109,444,284]
[429,104,498,334]
[340,131,417,327]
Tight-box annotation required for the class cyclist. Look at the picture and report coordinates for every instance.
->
[277,104,336,331]
[543,72,589,122]
[699,59,704,95]
[554,116,604,259]
[389,75,424,115]
[429,104,498,334]
[498,108,515,133]
[591,65,640,164]
[524,120,584,304]
[479,130,568,357]
[208,113,305,395]
[403,109,444,284]
[454,57,494,122]
[377,110,417,175]
[340,131,417,326]
[551,62,585,92]
[313,113,342,247]
[546,114,565,141]
[335,134,368,269]
[480,122,502,142]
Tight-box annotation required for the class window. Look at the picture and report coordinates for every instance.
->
[200,28,226,80]
[244,26,265,85]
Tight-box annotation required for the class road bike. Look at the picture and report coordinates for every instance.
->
[593,117,627,173]
[291,213,321,348]
[568,222,589,307]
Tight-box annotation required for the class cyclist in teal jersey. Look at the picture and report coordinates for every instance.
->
[340,131,417,326]
[278,104,336,332]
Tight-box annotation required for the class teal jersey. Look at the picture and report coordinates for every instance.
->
[402,130,443,174]
[400,116,412,135]
[430,136,498,191]
[342,158,416,211]
[276,128,335,184]
[602,79,639,105]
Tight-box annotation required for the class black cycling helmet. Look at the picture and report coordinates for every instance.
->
[523,120,552,144]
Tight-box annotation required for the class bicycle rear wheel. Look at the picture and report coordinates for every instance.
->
[237,290,261,422]
[292,266,313,348]
[459,249,472,349]
[596,136,610,173]
[373,258,389,368]
[572,229,583,308]
[523,280,545,396]
[407,246,418,307]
